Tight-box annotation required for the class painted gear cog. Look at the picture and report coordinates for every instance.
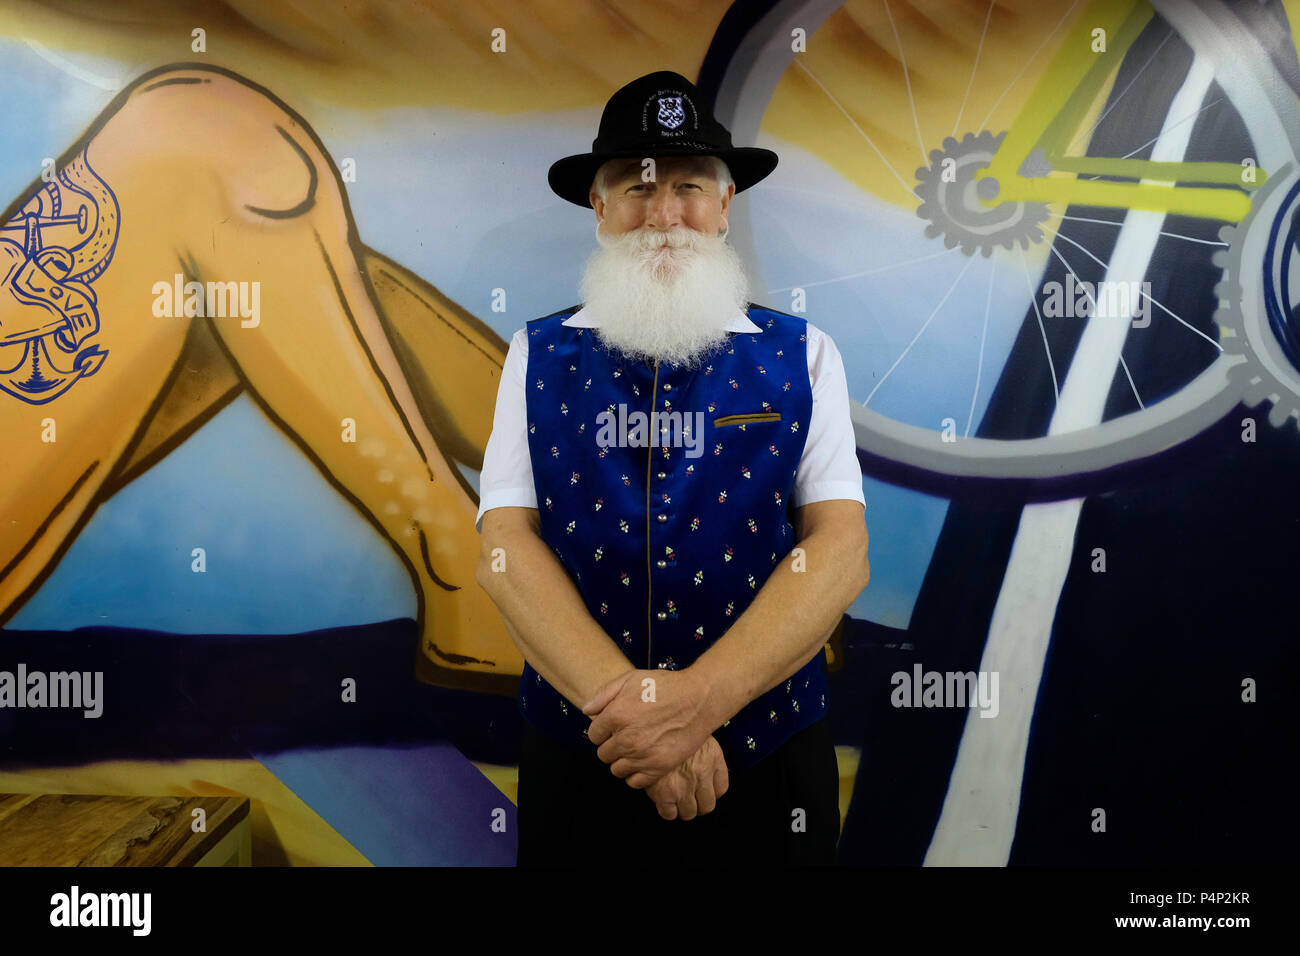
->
[1213,161,1300,432]
[914,130,1050,257]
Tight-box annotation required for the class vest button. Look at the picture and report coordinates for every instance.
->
[656,611,667,620]
[656,514,667,523]
[656,559,667,568]
[657,471,666,479]
[662,383,672,391]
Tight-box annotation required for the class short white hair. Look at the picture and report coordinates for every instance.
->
[591,155,733,204]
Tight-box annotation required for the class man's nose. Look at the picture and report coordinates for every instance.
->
[644,188,683,229]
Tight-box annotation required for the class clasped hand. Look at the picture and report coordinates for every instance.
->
[582,667,728,820]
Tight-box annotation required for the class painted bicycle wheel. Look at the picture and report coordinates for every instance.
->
[700,0,1300,494]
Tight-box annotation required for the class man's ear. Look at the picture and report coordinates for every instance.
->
[591,194,605,220]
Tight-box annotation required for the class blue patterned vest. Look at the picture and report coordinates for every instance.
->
[520,303,829,771]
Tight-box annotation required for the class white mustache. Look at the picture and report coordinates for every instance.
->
[597,224,707,255]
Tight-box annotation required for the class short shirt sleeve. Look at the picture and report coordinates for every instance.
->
[475,328,538,533]
[792,323,867,509]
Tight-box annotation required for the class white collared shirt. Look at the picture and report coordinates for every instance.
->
[475,307,866,532]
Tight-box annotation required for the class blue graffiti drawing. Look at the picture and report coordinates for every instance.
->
[0,147,119,404]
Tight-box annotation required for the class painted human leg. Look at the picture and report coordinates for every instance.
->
[2,67,518,687]
[0,142,195,623]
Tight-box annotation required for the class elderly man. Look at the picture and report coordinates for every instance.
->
[476,71,868,866]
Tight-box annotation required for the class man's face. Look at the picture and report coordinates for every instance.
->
[579,155,749,369]
[591,156,734,248]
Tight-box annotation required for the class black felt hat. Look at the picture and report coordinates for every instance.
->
[548,70,779,208]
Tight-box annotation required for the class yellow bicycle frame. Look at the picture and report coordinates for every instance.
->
[976,0,1261,222]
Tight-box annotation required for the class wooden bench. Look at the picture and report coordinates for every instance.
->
[0,794,251,866]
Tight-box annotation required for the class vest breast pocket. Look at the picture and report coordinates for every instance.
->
[712,411,782,427]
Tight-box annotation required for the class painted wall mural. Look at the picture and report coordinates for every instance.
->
[0,0,1295,866]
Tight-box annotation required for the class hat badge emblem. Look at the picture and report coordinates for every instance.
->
[656,95,686,130]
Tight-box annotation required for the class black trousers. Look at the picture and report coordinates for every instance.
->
[516,717,840,866]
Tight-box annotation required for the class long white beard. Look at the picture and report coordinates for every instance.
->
[578,224,751,368]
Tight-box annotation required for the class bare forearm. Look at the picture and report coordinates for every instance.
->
[692,526,869,728]
[477,522,634,707]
